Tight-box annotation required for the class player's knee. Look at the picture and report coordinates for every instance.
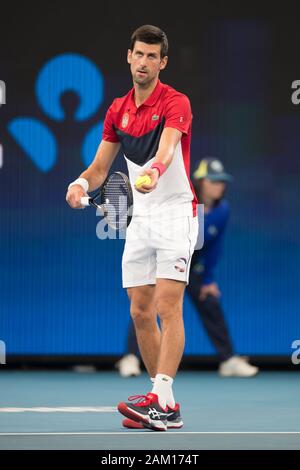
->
[130,305,154,328]
[155,297,182,321]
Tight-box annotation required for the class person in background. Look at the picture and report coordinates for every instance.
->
[116,158,259,378]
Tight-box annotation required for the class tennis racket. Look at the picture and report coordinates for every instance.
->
[80,171,133,230]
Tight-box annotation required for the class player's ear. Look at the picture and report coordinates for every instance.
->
[127,49,132,64]
[160,56,168,71]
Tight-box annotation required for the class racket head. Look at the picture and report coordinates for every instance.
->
[100,171,133,230]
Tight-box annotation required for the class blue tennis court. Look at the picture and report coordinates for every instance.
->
[0,370,299,450]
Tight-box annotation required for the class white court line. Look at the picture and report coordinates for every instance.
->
[0,432,300,436]
[0,407,117,413]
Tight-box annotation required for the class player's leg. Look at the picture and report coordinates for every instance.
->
[118,216,197,430]
[118,283,184,431]
[121,279,187,431]
[154,278,186,377]
[121,217,159,377]
[144,278,185,420]
[148,215,198,415]
[120,285,184,430]
[127,284,160,378]
[118,283,170,431]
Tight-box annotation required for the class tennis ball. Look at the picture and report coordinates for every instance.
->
[135,175,152,189]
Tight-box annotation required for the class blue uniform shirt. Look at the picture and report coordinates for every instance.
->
[193,200,230,285]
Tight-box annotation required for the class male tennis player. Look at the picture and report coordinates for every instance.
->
[117,158,258,381]
[66,25,198,431]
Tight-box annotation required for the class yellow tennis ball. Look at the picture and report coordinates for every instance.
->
[135,175,152,188]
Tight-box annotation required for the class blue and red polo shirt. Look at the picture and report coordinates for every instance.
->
[103,80,197,217]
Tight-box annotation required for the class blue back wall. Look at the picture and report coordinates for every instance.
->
[0,4,299,357]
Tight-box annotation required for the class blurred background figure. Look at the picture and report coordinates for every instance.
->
[116,158,259,378]
[187,158,259,377]
[115,328,141,377]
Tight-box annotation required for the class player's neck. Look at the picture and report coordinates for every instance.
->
[133,78,158,107]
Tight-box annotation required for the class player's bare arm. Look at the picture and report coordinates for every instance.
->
[66,140,120,208]
[135,127,183,194]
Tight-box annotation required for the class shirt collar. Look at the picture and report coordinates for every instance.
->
[130,80,163,109]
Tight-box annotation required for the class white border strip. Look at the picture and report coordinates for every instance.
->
[0,432,300,436]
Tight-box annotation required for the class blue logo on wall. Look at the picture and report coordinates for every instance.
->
[8,53,104,172]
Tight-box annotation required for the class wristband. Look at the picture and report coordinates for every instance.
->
[150,162,167,177]
[68,177,89,192]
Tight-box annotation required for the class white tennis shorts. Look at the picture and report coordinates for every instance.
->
[122,215,198,288]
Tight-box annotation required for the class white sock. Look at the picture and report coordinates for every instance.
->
[151,373,176,409]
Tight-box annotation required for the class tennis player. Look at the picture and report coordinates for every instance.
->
[66,25,198,431]
[117,158,259,380]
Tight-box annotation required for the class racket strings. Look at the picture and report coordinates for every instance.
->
[102,174,132,230]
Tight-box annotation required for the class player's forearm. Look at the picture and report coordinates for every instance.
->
[150,141,178,179]
[152,127,182,172]
[79,165,107,192]
[76,140,120,192]
[153,145,175,169]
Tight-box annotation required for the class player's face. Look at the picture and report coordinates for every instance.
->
[202,179,226,200]
[127,41,168,87]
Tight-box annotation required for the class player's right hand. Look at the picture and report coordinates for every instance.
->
[66,185,87,209]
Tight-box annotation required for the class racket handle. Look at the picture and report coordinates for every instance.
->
[80,196,91,207]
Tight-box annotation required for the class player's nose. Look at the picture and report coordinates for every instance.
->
[138,56,147,67]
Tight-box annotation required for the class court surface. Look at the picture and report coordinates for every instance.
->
[0,370,299,450]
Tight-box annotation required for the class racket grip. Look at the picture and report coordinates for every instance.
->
[80,196,91,207]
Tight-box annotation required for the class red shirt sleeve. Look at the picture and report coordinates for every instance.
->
[164,93,192,135]
[102,103,120,143]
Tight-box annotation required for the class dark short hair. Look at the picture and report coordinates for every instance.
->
[130,25,168,58]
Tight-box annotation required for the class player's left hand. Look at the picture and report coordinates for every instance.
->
[135,167,160,194]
